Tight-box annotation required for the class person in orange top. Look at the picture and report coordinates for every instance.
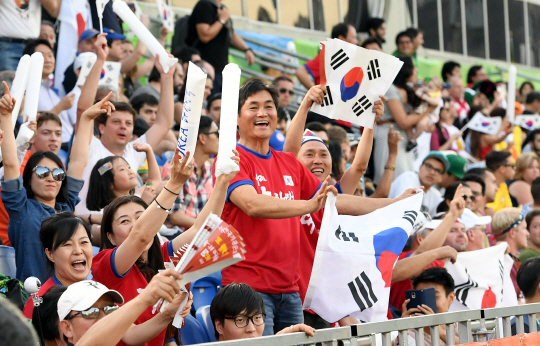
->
[0,112,62,245]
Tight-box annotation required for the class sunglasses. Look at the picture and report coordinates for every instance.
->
[33,166,66,181]
[203,130,219,138]
[65,305,119,320]
[462,194,476,202]
[503,162,516,168]
[279,88,294,96]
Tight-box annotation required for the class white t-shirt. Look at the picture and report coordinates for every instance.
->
[0,0,41,39]
[388,171,443,217]
[38,80,71,129]
[75,135,148,214]
[59,87,81,143]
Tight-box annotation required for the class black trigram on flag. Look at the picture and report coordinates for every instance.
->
[367,59,381,80]
[348,272,378,311]
[352,96,372,117]
[455,269,479,306]
[321,86,333,107]
[402,210,418,227]
[106,64,114,72]
[330,49,349,70]
[335,226,358,243]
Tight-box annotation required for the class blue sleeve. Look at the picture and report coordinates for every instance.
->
[65,176,84,211]
[226,180,255,203]
[110,247,131,278]
[167,241,174,257]
[1,176,27,221]
[304,63,315,80]
[335,181,343,194]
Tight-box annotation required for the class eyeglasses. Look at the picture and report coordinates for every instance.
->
[224,313,266,328]
[33,166,66,181]
[503,162,516,168]
[422,162,443,175]
[203,130,219,138]
[65,305,119,320]
[462,194,476,202]
[279,88,294,96]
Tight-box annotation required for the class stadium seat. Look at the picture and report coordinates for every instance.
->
[196,305,217,342]
[180,314,210,345]
[191,271,222,312]
[0,245,16,278]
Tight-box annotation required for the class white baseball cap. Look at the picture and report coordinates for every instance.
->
[58,280,124,321]
[425,220,443,230]
[458,208,491,231]
[73,52,97,72]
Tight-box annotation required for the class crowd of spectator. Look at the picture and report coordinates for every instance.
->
[0,0,540,345]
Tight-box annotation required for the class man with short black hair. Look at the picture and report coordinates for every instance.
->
[441,61,461,83]
[168,116,219,234]
[389,151,448,216]
[512,257,540,334]
[361,37,382,51]
[211,283,315,341]
[486,151,515,212]
[405,27,423,52]
[462,174,486,214]
[400,267,457,345]
[394,31,414,56]
[272,76,294,109]
[366,17,386,46]
[207,93,222,125]
[466,65,486,87]
[523,91,540,115]
[296,23,358,89]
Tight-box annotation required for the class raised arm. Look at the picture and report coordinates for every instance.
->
[295,65,315,90]
[75,269,183,346]
[76,33,108,140]
[231,32,255,65]
[339,96,385,194]
[0,82,21,181]
[413,185,465,255]
[387,99,434,131]
[40,0,61,18]
[112,149,194,276]
[283,86,326,156]
[120,15,149,74]
[144,55,175,150]
[370,125,401,198]
[392,246,457,283]
[133,142,161,188]
[67,92,115,180]
[171,151,240,251]
[335,187,421,216]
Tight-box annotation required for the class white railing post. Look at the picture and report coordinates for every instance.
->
[445,324,455,345]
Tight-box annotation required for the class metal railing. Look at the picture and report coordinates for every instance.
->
[197,303,540,346]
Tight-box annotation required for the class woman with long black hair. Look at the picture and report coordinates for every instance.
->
[373,56,437,184]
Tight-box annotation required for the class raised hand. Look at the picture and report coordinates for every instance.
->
[437,245,458,264]
[94,33,109,61]
[58,93,76,111]
[387,125,403,156]
[303,85,326,108]
[395,187,424,201]
[81,91,115,120]
[307,176,334,213]
[449,184,466,218]
[216,149,241,183]
[0,81,15,116]
[372,95,386,123]
[168,148,194,190]
[133,142,152,153]
[139,268,182,306]
[155,53,176,77]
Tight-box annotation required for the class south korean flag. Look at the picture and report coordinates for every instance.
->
[515,114,540,131]
[462,112,502,135]
[98,62,122,91]
[156,0,175,32]
[311,39,403,129]
[76,54,98,87]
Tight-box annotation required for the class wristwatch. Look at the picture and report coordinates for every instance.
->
[219,18,226,25]
[384,165,396,171]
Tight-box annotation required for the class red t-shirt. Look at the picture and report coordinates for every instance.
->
[23,276,60,318]
[389,251,445,310]
[217,144,322,294]
[91,242,173,346]
[304,53,321,85]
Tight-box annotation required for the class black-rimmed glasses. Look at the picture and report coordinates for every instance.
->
[224,313,266,328]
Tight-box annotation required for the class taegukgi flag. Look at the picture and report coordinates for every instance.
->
[515,115,540,131]
[304,192,423,323]
[445,242,517,311]
[462,112,502,135]
[310,38,403,129]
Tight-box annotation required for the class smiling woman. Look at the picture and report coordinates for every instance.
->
[22,212,93,319]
